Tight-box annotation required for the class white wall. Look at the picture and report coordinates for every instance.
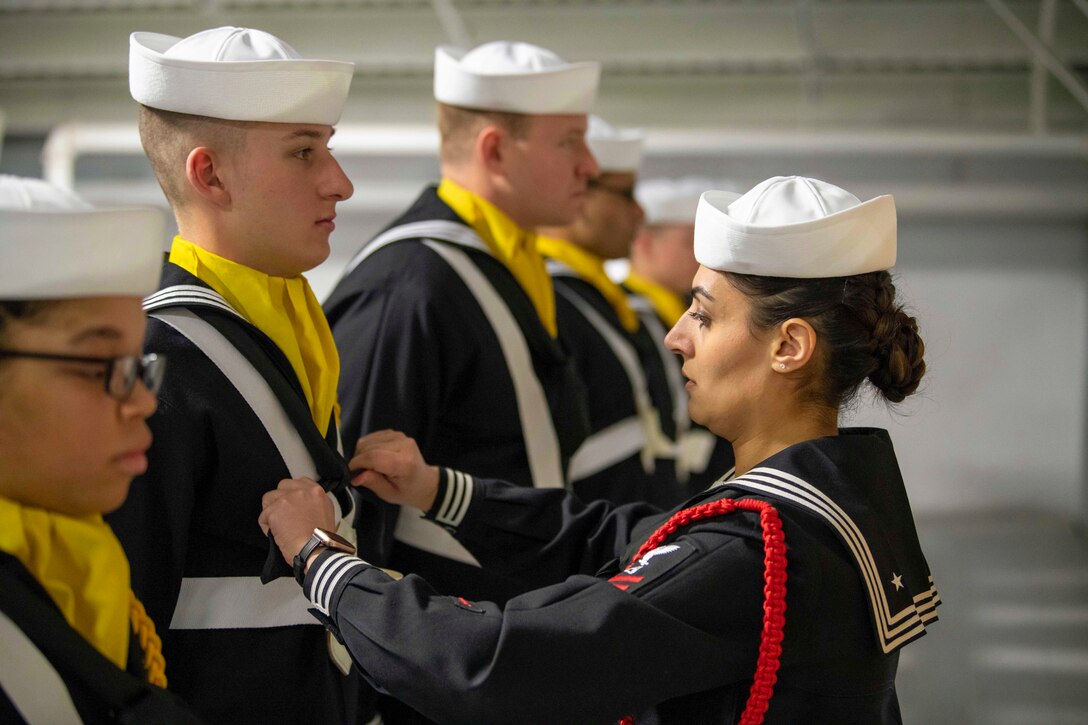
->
[849,220,1088,517]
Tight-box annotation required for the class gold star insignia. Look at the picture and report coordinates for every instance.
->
[891,573,904,591]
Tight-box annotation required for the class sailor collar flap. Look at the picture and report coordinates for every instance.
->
[143,264,241,319]
[713,430,940,654]
[143,281,244,319]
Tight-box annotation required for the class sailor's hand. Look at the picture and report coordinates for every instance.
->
[349,430,440,511]
[259,477,336,564]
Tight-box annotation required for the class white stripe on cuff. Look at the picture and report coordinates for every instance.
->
[309,553,368,615]
[434,469,474,528]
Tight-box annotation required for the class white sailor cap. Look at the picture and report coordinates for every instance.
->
[694,176,896,278]
[434,41,600,115]
[0,175,165,299]
[586,116,643,173]
[637,176,729,225]
[129,26,354,125]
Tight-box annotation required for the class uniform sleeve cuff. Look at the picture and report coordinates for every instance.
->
[304,550,370,616]
[424,467,474,530]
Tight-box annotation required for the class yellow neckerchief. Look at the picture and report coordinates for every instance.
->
[437,179,557,337]
[0,496,130,669]
[624,272,689,329]
[537,236,640,333]
[170,237,340,435]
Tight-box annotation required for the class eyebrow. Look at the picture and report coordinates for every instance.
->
[69,326,124,345]
[691,286,715,302]
[281,128,335,142]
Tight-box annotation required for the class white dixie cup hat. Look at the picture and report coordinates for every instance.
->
[636,176,731,226]
[434,40,600,114]
[586,116,644,173]
[694,175,896,278]
[0,175,165,299]
[129,26,355,124]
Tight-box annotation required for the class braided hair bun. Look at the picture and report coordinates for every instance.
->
[860,273,925,403]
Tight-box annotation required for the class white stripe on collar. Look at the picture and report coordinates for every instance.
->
[143,284,244,319]
[546,259,578,278]
[724,466,939,653]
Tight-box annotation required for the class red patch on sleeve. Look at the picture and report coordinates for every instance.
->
[453,596,485,613]
[608,574,644,591]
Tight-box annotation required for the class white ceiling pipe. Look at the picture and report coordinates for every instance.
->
[43,121,1088,189]
[642,128,1088,158]
[42,122,142,189]
[41,121,1088,218]
[853,182,1088,219]
[71,177,1088,220]
[40,123,444,188]
[330,182,1088,219]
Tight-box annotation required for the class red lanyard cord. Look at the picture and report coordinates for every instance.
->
[619,497,788,725]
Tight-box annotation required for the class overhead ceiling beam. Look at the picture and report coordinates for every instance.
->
[985,0,1088,116]
[793,0,821,119]
[430,0,472,50]
[1029,0,1058,135]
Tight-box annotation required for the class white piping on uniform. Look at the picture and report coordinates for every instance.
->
[566,416,647,482]
[0,610,82,724]
[169,576,316,629]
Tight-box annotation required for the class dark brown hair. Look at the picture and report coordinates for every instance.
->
[0,300,53,349]
[725,270,925,408]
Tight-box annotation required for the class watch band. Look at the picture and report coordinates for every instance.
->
[293,528,355,585]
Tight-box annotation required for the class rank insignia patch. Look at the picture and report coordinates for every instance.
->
[609,540,697,593]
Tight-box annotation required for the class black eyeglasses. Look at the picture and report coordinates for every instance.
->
[0,350,166,401]
[587,178,638,202]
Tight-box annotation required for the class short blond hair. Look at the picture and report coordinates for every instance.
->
[138,105,252,210]
[436,102,532,166]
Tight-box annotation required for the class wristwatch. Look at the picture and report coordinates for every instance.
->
[293,528,356,585]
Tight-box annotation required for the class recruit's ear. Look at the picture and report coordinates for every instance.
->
[475,123,508,175]
[771,317,819,374]
[185,146,231,208]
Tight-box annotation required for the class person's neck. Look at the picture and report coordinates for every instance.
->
[176,218,232,261]
[629,258,682,297]
[537,225,570,241]
[729,409,838,476]
[538,229,614,260]
[176,221,282,277]
[441,168,533,231]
